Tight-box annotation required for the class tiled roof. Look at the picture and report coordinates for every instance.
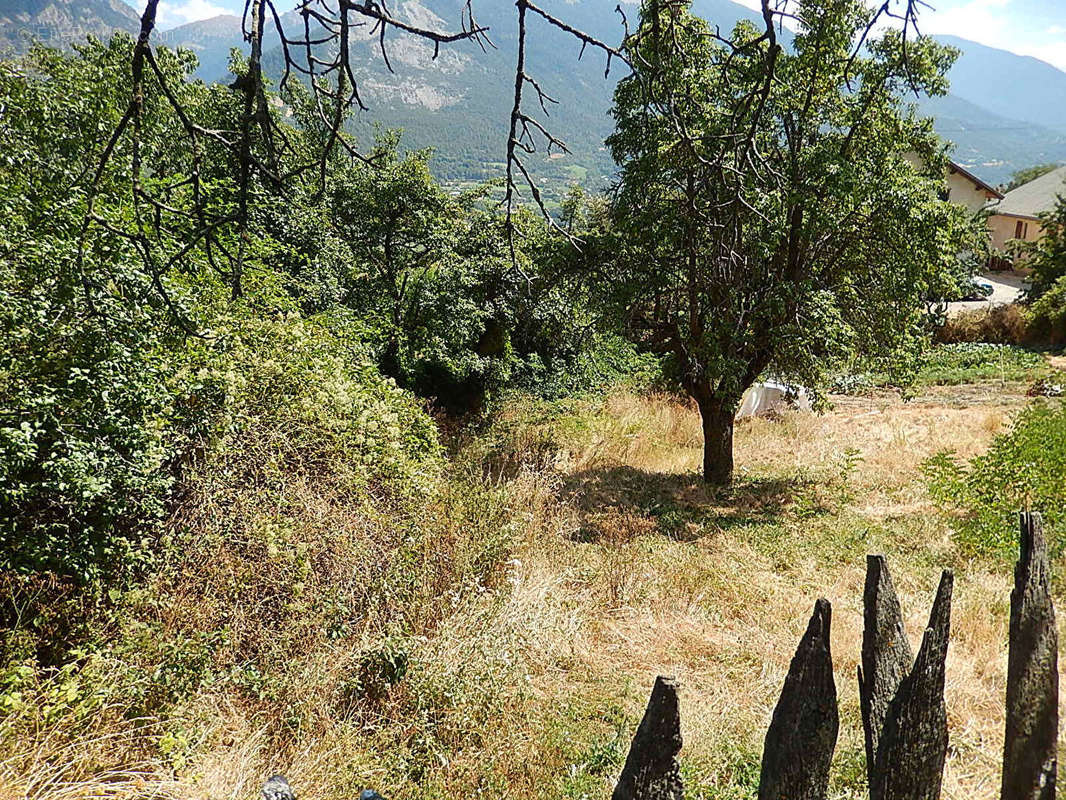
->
[993,165,1066,219]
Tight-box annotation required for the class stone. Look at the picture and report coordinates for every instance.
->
[612,676,684,800]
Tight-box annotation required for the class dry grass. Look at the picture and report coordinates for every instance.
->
[1,382,1057,800]
[936,304,1029,345]
[483,385,1052,799]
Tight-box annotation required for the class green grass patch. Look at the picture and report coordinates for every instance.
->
[834,343,1048,393]
[914,343,1047,385]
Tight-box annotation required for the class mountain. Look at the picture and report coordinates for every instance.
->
[0,0,139,53]
[934,35,1066,135]
[160,14,244,81]
[257,0,768,197]
[3,0,1066,194]
[915,93,1066,186]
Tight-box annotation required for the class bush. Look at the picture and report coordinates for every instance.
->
[1021,198,1066,300]
[1027,276,1066,348]
[182,313,444,497]
[0,41,203,583]
[924,402,1066,558]
[934,304,1028,345]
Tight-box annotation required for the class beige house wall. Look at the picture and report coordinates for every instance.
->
[989,213,1044,254]
[945,168,999,214]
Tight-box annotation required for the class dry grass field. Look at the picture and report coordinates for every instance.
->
[0,374,1059,800]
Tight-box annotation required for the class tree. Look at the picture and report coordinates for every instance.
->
[599,0,979,484]
[1020,196,1066,301]
[1003,163,1062,193]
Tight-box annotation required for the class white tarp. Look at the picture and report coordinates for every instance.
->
[736,381,812,419]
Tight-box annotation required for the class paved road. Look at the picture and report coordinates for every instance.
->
[947,271,1027,316]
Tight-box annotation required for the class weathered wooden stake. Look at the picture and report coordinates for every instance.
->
[1001,511,1058,800]
[758,598,839,800]
[612,676,684,800]
[860,556,953,800]
[872,569,953,800]
[859,553,913,786]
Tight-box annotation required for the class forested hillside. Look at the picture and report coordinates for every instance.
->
[3,0,1066,191]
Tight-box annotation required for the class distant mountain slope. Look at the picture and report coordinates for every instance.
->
[934,35,1066,135]
[160,14,244,81]
[4,0,1066,192]
[915,93,1066,186]
[259,0,767,196]
[0,0,138,53]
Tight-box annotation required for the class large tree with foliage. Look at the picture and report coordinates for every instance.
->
[598,0,979,484]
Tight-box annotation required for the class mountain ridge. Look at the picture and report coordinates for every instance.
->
[3,0,1064,189]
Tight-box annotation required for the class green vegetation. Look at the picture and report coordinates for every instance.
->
[915,343,1048,385]
[925,402,1066,558]
[3,2,1066,799]
[1019,194,1066,346]
[833,343,1049,392]
[1029,279,1066,347]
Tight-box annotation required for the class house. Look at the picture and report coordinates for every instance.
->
[904,154,1003,214]
[943,161,1003,215]
[988,165,1066,257]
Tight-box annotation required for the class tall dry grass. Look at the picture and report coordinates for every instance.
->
[0,383,1056,800]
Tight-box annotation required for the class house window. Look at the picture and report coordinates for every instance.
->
[1015,220,1028,239]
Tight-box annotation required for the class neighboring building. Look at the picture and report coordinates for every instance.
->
[943,161,1003,214]
[903,154,1004,215]
[988,165,1066,256]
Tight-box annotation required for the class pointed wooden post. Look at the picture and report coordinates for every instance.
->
[758,598,839,800]
[1001,512,1058,800]
[872,570,953,800]
[859,556,954,800]
[612,676,684,800]
[859,554,914,788]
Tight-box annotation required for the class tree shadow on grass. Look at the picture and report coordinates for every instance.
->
[561,465,817,543]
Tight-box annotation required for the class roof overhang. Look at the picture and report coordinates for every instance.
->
[948,160,1004,199]
[990,210,1042,222]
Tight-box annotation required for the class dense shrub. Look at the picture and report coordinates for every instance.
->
[311,139,638,413]
[0,41,207,582]
[1027,276,1066,348]
[924,402,1066,557]
[1022,198,1066,300]
[934,304,1028,345]
[180,313,444,497]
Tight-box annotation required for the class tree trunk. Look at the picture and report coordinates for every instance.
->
[697,398,735,485]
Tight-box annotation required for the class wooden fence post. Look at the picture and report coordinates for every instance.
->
[859,557,953,800]
[612,676,684,800]
[859,554,913,786]
[1001,511,1058,800]
[758,598,839,800]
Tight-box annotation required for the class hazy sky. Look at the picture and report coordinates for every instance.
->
[733,0,1066,70]
[143,0,1066,72]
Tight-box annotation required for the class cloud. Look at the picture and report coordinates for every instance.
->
[1017,40,1066,72]
[155,0,232,29]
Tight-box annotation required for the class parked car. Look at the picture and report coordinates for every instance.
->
[959,277,995,301]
